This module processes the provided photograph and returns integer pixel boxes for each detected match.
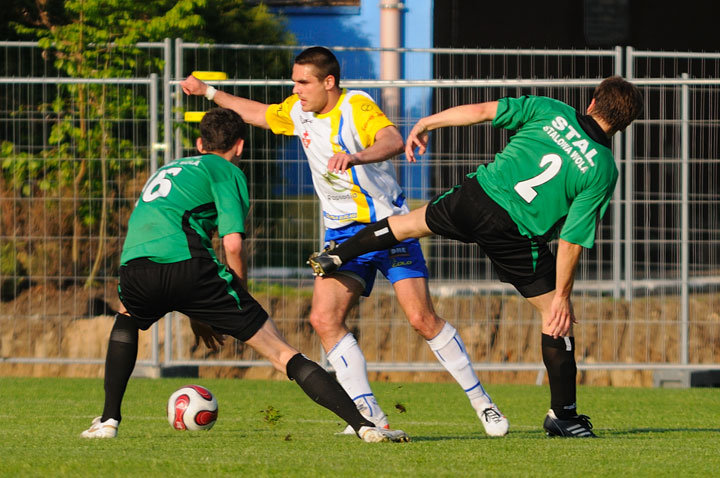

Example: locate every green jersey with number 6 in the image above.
[475,95,617,249]
[120,154,250,265]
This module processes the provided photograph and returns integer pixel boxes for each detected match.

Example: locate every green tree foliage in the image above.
[2,0,294,290]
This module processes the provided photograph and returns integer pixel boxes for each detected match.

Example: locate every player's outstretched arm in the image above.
[180,74,271,129]
[327,125,404,173]
[405,101,499,162]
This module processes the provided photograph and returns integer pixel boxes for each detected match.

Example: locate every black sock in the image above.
[101,313,138,423]
[541,334,577,419]
[332,217,399,263]
[286,353,374,432]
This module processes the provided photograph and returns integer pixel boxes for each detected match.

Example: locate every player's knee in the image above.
[406,311,443,340]
[308,309,343,337]
[109,313,138,344]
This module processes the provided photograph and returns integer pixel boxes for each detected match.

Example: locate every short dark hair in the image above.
[295,46,341,86]
[592,76,644,135]
[199,108,246,152]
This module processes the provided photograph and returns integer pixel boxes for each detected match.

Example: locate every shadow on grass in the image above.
[607,427,720,435]
[409,430,542,442]
[407,428,720,441]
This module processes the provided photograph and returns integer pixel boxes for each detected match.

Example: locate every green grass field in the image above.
[1,377,718,477]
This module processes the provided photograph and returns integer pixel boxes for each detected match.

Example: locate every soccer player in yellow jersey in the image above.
[181,47,508,437]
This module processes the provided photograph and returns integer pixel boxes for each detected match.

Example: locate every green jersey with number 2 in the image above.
[475,95,617,249]
[120,154,250,265]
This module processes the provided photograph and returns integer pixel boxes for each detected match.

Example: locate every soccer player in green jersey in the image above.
[308,76,643,438]
[81,108,408,443]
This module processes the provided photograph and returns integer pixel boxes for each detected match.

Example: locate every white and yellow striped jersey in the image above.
[266,89,408,230]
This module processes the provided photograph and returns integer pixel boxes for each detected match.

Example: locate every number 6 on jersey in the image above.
[142,167,182,202]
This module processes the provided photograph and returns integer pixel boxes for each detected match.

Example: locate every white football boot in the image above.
[478,404,509,437]
[81,416,119,438]
[358,426,410,443]
[337,397,389,435]
[338,412,389,435]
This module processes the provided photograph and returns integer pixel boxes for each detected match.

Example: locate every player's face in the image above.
[291,63,334,114]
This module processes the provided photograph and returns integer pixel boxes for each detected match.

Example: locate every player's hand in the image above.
[405,122,429,162]
[190,319,225,352]
[327,151,358,174]
[180,75,207,97]
[547,294,577,338]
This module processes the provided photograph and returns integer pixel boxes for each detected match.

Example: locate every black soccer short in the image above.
[425,175,556,298]
[118,257,268,342]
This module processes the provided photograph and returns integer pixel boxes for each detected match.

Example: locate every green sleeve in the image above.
[559,169,618,248]
[492,96,535,131]
[210,164,250,237]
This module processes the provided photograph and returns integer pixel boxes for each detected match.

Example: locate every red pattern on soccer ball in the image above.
[195,409,218,426]
[173,394,190,430]
[187,385,213,401]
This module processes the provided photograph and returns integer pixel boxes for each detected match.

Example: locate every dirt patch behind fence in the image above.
[2,284,719,387]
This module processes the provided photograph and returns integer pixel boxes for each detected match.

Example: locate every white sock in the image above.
[427,322,493,412]
[326,333,387,425]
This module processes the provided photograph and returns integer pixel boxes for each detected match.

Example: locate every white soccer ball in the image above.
[167,384,218,431]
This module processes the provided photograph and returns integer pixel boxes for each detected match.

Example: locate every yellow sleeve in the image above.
[265,95,300,136]
[348,95,394,148]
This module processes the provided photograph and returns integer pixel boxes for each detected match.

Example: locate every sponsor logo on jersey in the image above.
[322,171,350,193]
[326,192,358,201]
[323,211,357,221]
[175,159,201,166]
[542,116,600,173]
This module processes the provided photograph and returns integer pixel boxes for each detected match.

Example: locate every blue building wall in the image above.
[271,0,434,199]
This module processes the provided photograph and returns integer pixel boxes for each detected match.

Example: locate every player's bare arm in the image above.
[180,75,270,129]
[327,125,404,173]
[405,101,500,162]
[547,238,583,338]
[222,232,248,291]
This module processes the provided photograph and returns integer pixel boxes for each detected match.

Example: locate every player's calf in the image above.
[285,353,410,442]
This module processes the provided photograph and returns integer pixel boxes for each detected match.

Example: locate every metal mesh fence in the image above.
[0,42,718,380]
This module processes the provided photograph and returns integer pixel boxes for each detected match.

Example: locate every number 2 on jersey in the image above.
[142,167,182,202]
[513,153,562,203]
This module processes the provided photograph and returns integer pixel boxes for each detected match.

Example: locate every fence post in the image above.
[624,46,635,301]
[174,38,184,160]
[163,37,172,165]
[680,73,690,365]
[165,312,174,366]
[612,46,623,299]
[150,73,158,173]
[150,72,163,372]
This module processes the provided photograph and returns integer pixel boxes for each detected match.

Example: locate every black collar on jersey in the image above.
[575,112,611,148]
